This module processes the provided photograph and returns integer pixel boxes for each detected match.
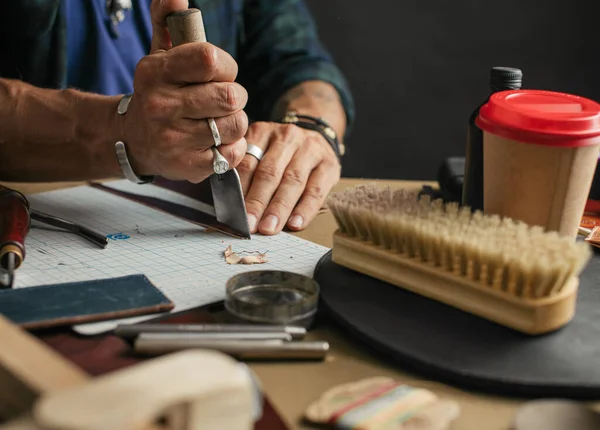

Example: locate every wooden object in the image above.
[0,313,255,430]
[331,231,579,335]
[23,306,288,429]
[166,9,206,45]
[0,314,88,421]
[33,350,254,430]
[8,178,555,430]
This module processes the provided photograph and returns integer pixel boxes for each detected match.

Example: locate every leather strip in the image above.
[89,182,247,239]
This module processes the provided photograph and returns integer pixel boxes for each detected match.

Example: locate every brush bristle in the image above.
[327,184,592,298]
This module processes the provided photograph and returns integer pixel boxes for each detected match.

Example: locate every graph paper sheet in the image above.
[13,180,330,335]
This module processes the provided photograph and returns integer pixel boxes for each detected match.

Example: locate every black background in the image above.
[305,0,600,180]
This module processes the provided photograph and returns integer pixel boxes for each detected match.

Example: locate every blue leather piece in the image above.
[0,274,173,329]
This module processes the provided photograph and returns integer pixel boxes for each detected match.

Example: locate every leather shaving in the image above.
[224,245,268,265]
[584,226,600,247]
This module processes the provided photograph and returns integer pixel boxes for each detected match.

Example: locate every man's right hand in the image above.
[119,0,248,183]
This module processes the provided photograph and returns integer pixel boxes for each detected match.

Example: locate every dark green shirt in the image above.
[0,0,355,134]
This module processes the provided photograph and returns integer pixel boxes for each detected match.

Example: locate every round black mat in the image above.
[314,249,600,399]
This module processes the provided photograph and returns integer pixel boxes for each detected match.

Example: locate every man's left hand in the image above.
[237,121,341,235]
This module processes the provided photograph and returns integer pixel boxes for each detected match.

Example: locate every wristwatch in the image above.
[115,93,154,184]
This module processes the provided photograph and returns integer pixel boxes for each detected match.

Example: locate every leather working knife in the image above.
[165,9,251,239]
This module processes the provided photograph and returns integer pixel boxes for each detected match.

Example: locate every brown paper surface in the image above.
[483,132,599,239]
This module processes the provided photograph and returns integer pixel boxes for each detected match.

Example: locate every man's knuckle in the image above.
[324,157,341,170]
[255,163,280,182]
[220,141,246,169]
[219,84,241,112]
[245,197,267,212]
[229,110,248,140]
[199,44,219,79]
[279,124,299,141]
[237,156,254,174]
[134,56,154,82]
[305,185,326,201]
[230,142,247,167]
[157,127,176,144]
[282,168,305,186]
[145,93,168,118]
[270,196,294,211]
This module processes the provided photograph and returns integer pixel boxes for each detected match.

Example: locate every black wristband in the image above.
[277,111,345,161]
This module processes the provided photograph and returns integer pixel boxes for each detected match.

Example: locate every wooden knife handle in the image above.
[166,8,207,46]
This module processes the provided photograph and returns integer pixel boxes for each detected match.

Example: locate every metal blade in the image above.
[90,182,248,239]
[210,168,251,239]
[0,252,15,289]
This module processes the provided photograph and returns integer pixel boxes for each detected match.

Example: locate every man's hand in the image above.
[237,122,341,235]
[120,0,248,183]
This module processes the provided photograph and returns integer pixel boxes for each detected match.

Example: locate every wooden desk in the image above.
[4,178,524,429]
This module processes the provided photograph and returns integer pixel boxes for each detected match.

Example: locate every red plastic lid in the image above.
[476,90,600,147]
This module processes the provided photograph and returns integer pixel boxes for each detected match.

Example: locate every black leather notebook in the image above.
[0,274,174,330]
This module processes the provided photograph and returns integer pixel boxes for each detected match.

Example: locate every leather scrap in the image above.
[224,245,268,265]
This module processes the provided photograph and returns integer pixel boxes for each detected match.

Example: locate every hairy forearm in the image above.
[0,78,123,182]
[271,80,347,143]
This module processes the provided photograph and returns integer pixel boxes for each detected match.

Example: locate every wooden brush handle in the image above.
[166,8,207,46]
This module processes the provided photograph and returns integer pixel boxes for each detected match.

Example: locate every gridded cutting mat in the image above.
[14,182,329,335]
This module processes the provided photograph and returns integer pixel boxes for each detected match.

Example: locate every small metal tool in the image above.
[115,322,306,340]
[224,270,320,328]
[134,336,329,361]
[0,186,107,289]
[119,331,293,342]
[30,210,108,249]
[166,9,251,239]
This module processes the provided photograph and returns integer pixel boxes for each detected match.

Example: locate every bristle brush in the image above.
[327,185,592,335]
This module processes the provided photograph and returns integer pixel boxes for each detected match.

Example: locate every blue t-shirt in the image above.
[64,0,152,96]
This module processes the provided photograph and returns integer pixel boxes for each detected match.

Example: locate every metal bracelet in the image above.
[115,93,154,184]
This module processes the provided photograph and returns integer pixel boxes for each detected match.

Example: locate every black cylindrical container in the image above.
[462,67,523,211]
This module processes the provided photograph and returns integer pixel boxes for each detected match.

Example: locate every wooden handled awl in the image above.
[0,186,30,288]
[166,9,207,45]
[165,8,251,240]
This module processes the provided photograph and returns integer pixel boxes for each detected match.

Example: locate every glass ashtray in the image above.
[224,270,320,328]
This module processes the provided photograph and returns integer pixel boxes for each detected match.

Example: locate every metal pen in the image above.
[134,335,329,361]
[115,323,307,340]
[126,332,293,342]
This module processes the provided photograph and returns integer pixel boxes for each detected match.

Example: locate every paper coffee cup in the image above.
[475,90,600,239]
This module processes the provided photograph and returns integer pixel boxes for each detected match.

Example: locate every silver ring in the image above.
[207,118,222,147]
[207,117,227,174]
[211,147,229,174]
[246,144,264,161]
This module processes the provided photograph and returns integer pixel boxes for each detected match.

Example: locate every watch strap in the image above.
[277,111,345,161]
